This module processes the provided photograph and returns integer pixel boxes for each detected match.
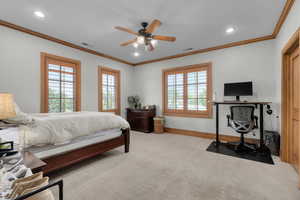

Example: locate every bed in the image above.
[1,109,130,174]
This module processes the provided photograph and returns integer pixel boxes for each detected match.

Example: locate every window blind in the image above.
[47,63,77,112]
[163,63,212,118]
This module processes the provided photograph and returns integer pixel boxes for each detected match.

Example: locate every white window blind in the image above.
[187,70,207,111]
[99,67,120,115]
[163,63,212,118]
[102,73,116,110]
[47,64,77,113]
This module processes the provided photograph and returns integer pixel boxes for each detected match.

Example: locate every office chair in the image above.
[227,106,258,153]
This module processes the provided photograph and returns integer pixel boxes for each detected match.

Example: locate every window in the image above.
[163,63,212,118]
[41,53,81,113]
[98,67,120,115]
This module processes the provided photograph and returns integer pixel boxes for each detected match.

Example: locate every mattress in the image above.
[27,128,122,159]
[0,128,122,159]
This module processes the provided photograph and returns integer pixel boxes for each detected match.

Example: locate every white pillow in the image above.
[3,103,34,125]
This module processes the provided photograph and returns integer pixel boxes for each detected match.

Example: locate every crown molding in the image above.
[272,0,295,37]
[133,0,295,66]
[133,35,275,66]
[0,19,134,66]
[0,0,295,67]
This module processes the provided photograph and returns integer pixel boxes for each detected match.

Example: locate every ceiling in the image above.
[0,0,287,64]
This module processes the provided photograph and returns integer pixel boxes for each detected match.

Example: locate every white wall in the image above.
[1,0,299,138]
[274,0,300,130]
[132,1,300,137]
[0,26,134,117]
[133,40,277,137]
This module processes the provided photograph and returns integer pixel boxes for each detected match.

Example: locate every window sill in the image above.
[163,112,212,119]
[99,109,120,115]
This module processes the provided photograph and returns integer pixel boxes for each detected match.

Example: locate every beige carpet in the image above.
[50,131,300,200]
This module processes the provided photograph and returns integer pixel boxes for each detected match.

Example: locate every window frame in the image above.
[98,66,121,115]
[162,63,212,118]
[40,52,81,113]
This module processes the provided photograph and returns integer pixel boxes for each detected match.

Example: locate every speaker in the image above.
[266,105,273,115]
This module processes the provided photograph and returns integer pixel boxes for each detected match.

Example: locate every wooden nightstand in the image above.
[126,108,156,133]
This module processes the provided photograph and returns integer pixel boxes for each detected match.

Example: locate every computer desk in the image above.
[213,101,271,153]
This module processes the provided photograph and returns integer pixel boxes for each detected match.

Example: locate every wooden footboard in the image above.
[42,128,130,174]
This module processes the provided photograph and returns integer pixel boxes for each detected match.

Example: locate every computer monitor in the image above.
[224,81,253,101]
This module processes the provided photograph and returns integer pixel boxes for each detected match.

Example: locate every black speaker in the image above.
[264,131,280,156]
[266,105,273,115]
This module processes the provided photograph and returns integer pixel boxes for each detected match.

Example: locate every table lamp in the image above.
[0,93,16,154]
[0,93,16,120]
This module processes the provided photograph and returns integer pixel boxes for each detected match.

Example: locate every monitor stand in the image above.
[235,96,240,101]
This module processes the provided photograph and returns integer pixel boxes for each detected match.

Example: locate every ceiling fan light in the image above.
[133,42,138,48]
[145,45,149,51]
[137,36,145,44]
[151,39,157,46]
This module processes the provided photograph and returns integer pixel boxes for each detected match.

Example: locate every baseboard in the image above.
[164,127,259,144]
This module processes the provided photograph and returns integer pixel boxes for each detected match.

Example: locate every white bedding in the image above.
[24,112,129,147]
[27,128,122,159]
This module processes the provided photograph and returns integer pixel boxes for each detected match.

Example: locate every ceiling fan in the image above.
[115,19,176,51]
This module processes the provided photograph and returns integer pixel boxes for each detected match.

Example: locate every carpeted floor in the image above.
[50,131,300,200]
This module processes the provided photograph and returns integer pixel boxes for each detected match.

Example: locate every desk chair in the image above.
[227,106,258,153]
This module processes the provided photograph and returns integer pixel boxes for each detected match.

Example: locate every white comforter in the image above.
[24,112,130,147]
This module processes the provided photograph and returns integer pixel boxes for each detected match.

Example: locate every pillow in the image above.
[12,172,43,188]
[11,177,55,200]
[3,102,34,125]
[20,177,55,200]
[9,172,43,199]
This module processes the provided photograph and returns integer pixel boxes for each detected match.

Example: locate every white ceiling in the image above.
[0,0,286,63]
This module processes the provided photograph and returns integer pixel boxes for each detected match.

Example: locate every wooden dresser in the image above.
[126,108,156,133]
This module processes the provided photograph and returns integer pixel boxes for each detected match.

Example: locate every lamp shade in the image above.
[0,93,16,120]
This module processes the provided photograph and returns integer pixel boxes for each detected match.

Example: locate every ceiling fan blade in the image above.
[146,19,161,33]
[152,35,176,42]
[120,38,137,46]
[115,26,139,36]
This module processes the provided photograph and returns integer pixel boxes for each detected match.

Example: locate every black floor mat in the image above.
[206,141,274,165]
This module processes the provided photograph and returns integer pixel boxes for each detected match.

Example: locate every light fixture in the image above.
[137,36,145,44]
[133,52,140,57]
[150,39,157,46]
[226,27,235,34]
[133,42,138,48]
[34,11,45,19]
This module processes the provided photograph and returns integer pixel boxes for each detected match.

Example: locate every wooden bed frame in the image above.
[42,128,130,174]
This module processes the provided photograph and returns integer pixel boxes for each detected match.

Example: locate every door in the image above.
[290,48,300,172]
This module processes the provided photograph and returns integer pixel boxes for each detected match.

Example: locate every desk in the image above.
[213,101,271,152]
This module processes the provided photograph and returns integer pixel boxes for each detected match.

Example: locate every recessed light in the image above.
[226,27,235,34]
[34,11,45,19]
[133,52,140,57]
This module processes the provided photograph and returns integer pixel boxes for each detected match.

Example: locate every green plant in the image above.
[128,96,140,109]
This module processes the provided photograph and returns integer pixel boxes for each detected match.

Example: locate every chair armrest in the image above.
[14,180,63,200]
[226,115,231,127]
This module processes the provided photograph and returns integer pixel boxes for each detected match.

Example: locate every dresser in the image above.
[126,108,156,133]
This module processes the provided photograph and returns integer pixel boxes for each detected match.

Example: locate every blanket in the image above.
[24,112,129,147]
